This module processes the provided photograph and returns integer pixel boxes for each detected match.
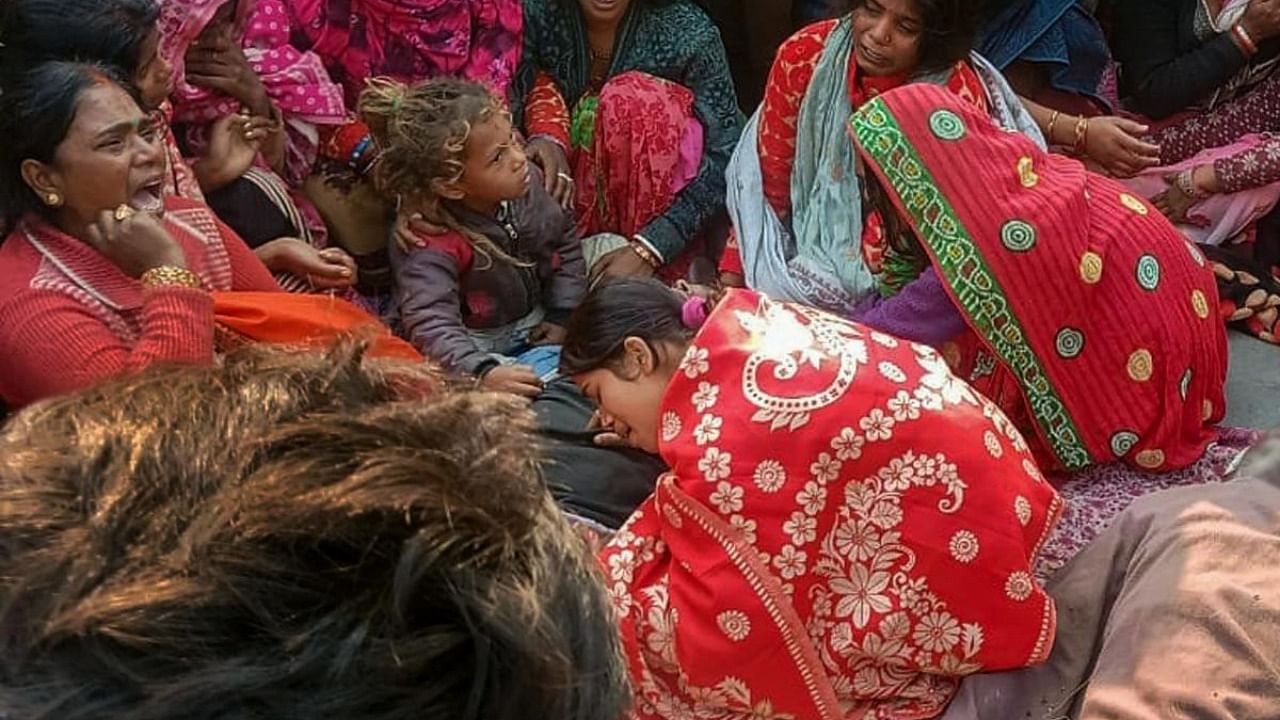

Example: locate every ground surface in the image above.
[1225,333,1280,430]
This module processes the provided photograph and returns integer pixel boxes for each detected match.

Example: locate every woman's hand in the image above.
[197,113,260,191]
[1083,116,1161,178]
[185,44,272,117]
[392,211,448,254]
[586,410,632,448]
[243,113,285,175]
[590,246,656,285]
[256,238,357,289]
[481,364,544,397]
[525,137,574,208]
[85,208,187,278]
[1242,0,1280,42]
[1153,169,1214,226]
[529,321,567,346]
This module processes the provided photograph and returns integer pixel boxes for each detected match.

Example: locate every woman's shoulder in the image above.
[639,1,723,46]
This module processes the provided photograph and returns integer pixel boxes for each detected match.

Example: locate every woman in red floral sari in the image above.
[560,279,1062,719]
[849,83,1229,475]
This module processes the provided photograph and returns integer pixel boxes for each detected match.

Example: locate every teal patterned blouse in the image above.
[514,0,745,261]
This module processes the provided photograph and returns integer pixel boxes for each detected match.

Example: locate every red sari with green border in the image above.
[849,84,1228,473]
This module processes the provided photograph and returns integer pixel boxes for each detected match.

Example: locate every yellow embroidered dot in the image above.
[1136,449,1165,469]
[1191,289,1211,319]
[1127,349,1153,382]
[1079,252,1103,284]
[1119,193,1149,215]
[1016,156,1039,188]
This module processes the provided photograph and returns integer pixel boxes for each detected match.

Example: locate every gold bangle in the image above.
[1047,110,1061,143]
[628,240,661,269]
[1072,115,1089,153]
[140,266,203,289]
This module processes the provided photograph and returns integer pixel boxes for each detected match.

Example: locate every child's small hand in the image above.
[530,321,567,346]
[481,364,544,398]
[393,211,447,254]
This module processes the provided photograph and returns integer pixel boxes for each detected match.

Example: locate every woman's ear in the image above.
[622,336,658,375]
[20,159,62,204]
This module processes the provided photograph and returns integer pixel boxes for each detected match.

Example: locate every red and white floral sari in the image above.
[601,289,1062,719]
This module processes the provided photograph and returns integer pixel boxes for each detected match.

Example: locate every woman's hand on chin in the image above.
[195,114,261,191]
[85,208,186,278]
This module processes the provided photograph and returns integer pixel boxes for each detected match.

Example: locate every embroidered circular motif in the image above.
[1127,349,1153,382]
[1191,289,1210,319]
[753,460,787,493]
[1014,496,1033,527]
[1055,328,1085,359]
[1119,193,1149,215]
[661,411,683,443]
[1136,449,1165,469]
[1135,255,1161,291]
[1203,399,1215,421]
[1000,220,1037,252]
[716,610,752,643]
[1005,571,1034,601]
[929,109,966,141]
[1110,430,1139,458]
[949,530,980,563]
[1079,251,1103,284]
[1180,368,1193,401]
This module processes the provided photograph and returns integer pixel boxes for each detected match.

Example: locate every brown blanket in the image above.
[943,438,1280,720]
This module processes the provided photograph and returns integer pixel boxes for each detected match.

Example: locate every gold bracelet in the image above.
[628,240,661,269]
[1072,115,1089,153]
[140,266,203,290]
[1046,110,1061,144]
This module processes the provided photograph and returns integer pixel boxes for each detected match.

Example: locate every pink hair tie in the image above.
[681,296,710,330]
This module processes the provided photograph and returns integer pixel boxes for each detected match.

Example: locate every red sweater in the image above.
[0,198,278,408]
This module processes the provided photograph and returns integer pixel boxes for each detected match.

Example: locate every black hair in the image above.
[0,0,160,77]
[560,278,694,376]
[852,0,979,75]
[0,342,630,720]
[0,61,129,233]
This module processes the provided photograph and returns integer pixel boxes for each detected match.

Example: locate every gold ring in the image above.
[114,204,136,221]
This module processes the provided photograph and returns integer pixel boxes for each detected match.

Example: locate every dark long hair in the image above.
[560,278,694,376]
[0,342,630,720]
[851,0,979,75]
[0,0,159,76]
[0,61,127,233]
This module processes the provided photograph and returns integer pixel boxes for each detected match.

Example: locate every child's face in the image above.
[455,113,530,211]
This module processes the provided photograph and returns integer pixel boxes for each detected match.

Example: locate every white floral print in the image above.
[716,610,752,642]
[831,564,893,629]
[692,381,720,412]
[859,408,896,442]
[693,414,724,446]
[1005,571,1033,601]
[661,411,683,443]
[773,544,807,580]
[888,390,922,421]
[948,530,979,563]
[729,514,758,545]
[698,447,732,482]
[752,460,787,493]
[809,452,841,484]
[830,427,865,461]
[679,345,710,379]
[983,430,1003,458]
[913,611,962,653]
[783,510,818,545]
[1014,496,1032,527]
[710,481,745,515]
[796,480,827,516]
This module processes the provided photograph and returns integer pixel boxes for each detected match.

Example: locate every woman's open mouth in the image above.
[129,178,165,215]
[857,43,891,68]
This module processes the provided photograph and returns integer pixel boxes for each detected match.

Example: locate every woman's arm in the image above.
[851,266,968,348]
[0,287,215,404]
[394,240,496,377]
[634,28,745,262]
[1112,0,1252,119]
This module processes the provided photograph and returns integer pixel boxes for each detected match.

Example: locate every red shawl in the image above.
[850,85,1228,473]
[602,289,1061,719]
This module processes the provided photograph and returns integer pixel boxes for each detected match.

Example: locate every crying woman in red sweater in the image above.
[0,61,280,409]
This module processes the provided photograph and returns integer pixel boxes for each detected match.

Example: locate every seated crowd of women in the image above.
[0,0,1276,718]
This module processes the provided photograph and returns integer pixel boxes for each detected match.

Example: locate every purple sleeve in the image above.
[851,266,968,347]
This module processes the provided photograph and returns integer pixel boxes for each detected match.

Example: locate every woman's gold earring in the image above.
[43,192,62,207]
